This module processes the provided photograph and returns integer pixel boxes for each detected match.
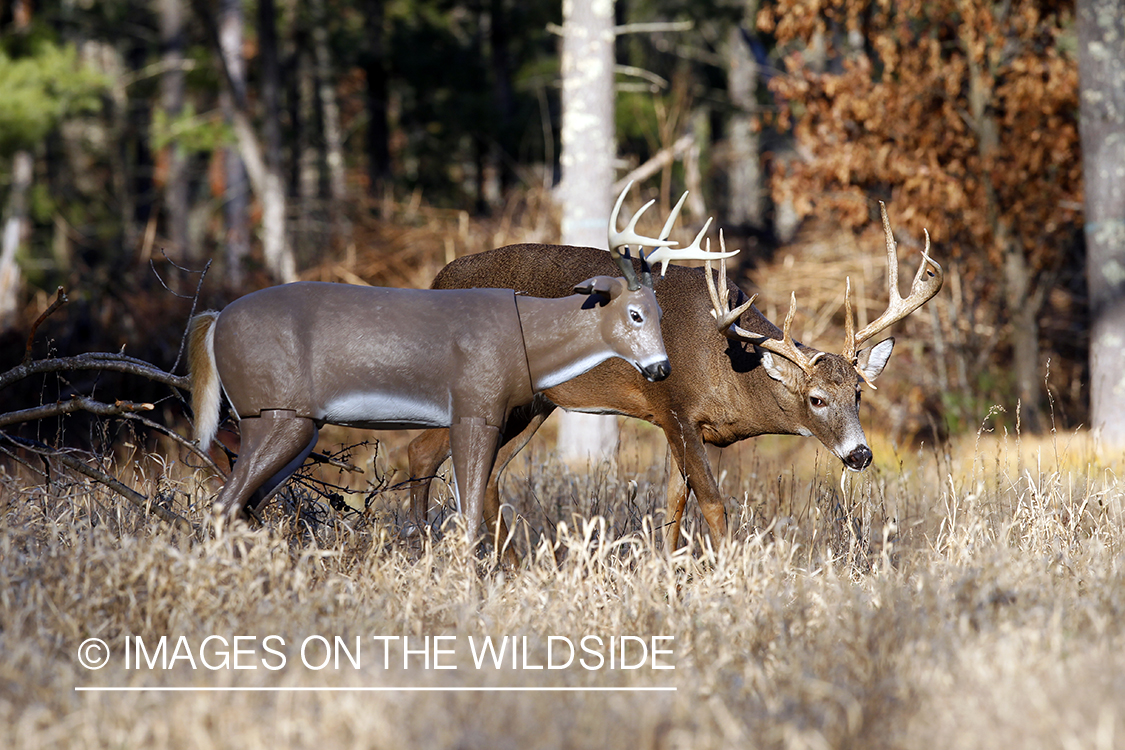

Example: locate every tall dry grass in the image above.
[1,421,1123,749]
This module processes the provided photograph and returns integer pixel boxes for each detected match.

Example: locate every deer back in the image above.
[431,243,886,458]
[432,245,772,432]
[212,281,533,429]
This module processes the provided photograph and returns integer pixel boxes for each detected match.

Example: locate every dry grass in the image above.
[1,420,1123,749]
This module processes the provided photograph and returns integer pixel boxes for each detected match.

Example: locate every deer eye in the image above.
[810,395,826,408]
[630,309,643,324]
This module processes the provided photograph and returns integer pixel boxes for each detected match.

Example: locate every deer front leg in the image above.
[214,409,319,519]
[449,417,501,544]
[664,427,727,552]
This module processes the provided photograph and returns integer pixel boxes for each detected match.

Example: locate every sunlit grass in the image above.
[1,421,1123,749]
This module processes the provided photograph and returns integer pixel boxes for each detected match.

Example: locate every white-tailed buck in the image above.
[407,201,942,550]
[188,186,724,541]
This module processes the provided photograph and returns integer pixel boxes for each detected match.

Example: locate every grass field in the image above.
[1,421,1123,749]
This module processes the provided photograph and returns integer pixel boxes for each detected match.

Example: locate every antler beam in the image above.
[841,202,944,363]
[608,182,741,280]
[704,235,824,376]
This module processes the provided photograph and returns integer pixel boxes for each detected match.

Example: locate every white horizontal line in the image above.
[75,686,676,693]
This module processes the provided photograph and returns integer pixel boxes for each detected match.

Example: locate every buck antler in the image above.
[840,202,944,364]
[704,234,825,376]
[607,182,672,290]
[610,184,741,278]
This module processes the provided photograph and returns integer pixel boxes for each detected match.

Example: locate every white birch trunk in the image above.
[0,151,32,331]
[555,0,618,463]
[1079,0,1125,445]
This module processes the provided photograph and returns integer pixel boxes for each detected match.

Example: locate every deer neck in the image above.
[515,294,617,392]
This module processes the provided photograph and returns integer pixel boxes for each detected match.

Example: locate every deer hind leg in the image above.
[405,428,452,536]
[449,417,501,545]
[214,409,319,519]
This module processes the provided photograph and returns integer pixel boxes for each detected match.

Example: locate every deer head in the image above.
[705,203,943,470]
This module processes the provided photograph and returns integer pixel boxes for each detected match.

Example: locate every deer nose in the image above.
[641,359,671,382]
[843,445,873,471]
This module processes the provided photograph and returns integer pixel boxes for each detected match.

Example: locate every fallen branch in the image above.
[0,351,189,392]
[0,433,195,533]
[0,396,153,429]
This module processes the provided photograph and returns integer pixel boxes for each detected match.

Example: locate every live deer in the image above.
[187,187,728,542]
[407,200,942,552]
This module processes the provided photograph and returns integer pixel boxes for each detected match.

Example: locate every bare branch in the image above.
[0,352,189,392]
[0,396,153,429]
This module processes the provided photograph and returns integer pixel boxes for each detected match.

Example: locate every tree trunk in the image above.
[294,44,321,254]
[257,0,291,284]
[0,151,32,331]
[1078,0,1125,444]
[1,1,33,329]
[555,0,618,463]
[310,0,350,245]
[962,15,1043,431]
[726,8,764,231]
[159,0,191,266]
[219,0,251,289]
[361,0,391,195]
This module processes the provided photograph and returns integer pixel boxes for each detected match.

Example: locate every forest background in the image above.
[0,0,1113,449]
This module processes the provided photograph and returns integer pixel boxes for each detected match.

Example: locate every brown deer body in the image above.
[408,206,941,550]
[189,274,671,540]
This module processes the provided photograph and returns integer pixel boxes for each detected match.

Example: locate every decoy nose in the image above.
[843,445,873,471]
[642,359,671,382]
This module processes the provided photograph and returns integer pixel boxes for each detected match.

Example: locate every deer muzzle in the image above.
[640,359,671,382]
[843,444,873,471]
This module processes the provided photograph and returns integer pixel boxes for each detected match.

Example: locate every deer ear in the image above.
[758,350,805,391]
[857,338,894,382]
[573,276,617,300]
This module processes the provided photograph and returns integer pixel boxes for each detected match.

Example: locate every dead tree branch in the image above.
[0,352,189,392]
[0,396,154,429]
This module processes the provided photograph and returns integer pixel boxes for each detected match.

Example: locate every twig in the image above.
[307,450,364,474]
[0,433,194,533]
[0,352,189,392]
[149,254,212,374]
[120,411,223,477]
[0,396,153,429]
[22,287,68,365]
[0,393,223,478]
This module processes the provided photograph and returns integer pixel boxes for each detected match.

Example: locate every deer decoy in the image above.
[188,185,716,542]
[407,201,942,551]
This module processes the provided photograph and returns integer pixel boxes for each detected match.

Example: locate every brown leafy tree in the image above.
[759,0,1082,432]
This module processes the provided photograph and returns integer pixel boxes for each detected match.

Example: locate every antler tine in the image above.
[646,192,740,277]
[608,180,678,254]
[647,216,743,278]
[704,248,820,376]
[845,203,944,357]
[843,276,878,388]
[657,190,689,242]
[704,243,756,331]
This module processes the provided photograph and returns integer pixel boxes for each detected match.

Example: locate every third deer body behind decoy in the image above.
[407,200,942,551]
